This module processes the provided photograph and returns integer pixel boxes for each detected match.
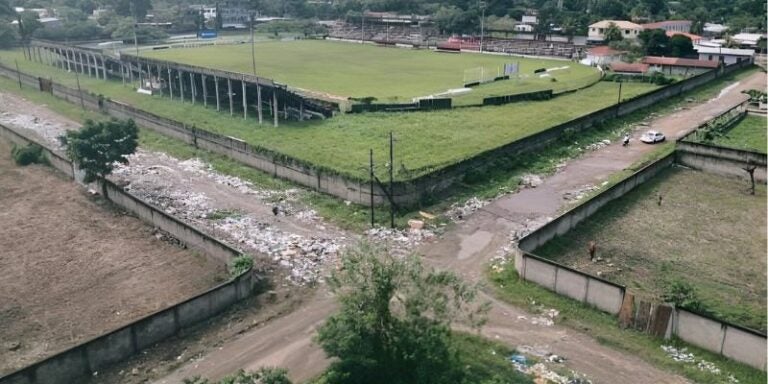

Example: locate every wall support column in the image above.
[256,83,262,124]
[227,78,233,116]
[272,90,278,127]
[190,72,196,104]
[179,70,185,103]
[167,66,173,99]
[202,75,208,107]
[214,76,220,111]
[242,79,247,119]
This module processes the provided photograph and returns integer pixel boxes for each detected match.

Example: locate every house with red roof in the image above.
[641,56,719,76]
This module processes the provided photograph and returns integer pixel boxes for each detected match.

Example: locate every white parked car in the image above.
[640,130,666,144]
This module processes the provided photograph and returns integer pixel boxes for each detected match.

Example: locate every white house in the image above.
[588,20,643,42]
[582,46,624,66]
[696,46,755,65]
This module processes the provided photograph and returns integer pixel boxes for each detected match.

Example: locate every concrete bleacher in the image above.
[328,23,438,46]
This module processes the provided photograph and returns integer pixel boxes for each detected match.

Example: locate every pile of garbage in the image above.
[507,353,591,384]
[0,112,68,148]
[585,139,611,151]
[365,226,436,257]
[520,174,544,188]
[445,197,488,222]
[214,216,343,285]
[660,346,738,383]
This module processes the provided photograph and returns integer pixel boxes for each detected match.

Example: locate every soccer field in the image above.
[142,40,599,101]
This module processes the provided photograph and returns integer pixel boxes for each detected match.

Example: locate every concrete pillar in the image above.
[242,79,247,119]
[299,102,304,121]
[179,70,185,103]
[202,75,208,107]
[87,54,94,77]
[101,55,107,80]
[77,52,84,73]
[272,90,278,127]
[227,78,233,116]
[129,62,134,86]
[257,83,263,124]
[190,72,195,104]
[214,76,220,111]
[65,49,72,72]
[167,67,173,99]
[121,64,126,85]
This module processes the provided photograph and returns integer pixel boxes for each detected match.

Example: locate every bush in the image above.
[662,280,704,311]
[230,254,254,277]
[11,143,47,166]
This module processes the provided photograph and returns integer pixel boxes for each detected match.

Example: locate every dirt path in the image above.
[2,71,764,383]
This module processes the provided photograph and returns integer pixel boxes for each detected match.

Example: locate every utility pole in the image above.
[250,13,256,75]
[479,1,486,53]
[389,131,395,229]
[369,148,375,227]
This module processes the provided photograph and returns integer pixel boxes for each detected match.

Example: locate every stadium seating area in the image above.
[328,23,439,46]
[328,22,582,59]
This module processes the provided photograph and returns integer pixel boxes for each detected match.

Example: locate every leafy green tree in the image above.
[183,367,291,384]
[316,243,489,384]
[638,28,669,56]
[110,17,168,43]
[60,118,138,193]
[113,0,152,20]
[603,22,624,43]
[668,34,695,57]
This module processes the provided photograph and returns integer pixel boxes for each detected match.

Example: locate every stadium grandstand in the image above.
[327,12,439,46]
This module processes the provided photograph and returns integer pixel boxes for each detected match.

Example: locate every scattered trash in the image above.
[418,211,436,220]
[661,345,738,383]
[585,139,611,151]
[407,219,424,230]
[520,174,544,188]
[562,185,600,201]
[445,197,488,222]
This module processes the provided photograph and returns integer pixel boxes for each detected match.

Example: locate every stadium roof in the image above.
[588,46,622,56]
[642,56,719,68]
[641,20,692,29]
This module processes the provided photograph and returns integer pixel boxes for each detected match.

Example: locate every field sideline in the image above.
[142,40,600,102]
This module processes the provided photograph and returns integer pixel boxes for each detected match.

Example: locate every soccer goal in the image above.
[463,66,498,86]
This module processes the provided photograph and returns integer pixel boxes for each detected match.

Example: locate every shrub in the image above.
[11,143,47,166]
[230,254,254,277]
[662,280,704,311]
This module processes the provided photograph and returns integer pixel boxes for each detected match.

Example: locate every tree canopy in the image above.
[316,243,489,384]
[60,118,138,186]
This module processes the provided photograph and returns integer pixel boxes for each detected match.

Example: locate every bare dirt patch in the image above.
[536,166,767,331]
[0,138,227,375]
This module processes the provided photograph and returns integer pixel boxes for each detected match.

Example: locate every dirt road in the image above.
[2,71,764,383]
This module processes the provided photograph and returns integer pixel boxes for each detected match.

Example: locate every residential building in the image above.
[583,46,624,66]
[731,33,766,49]
[641,56,718,75]
[696,46,755,65]
[641,20,692,33]
[588,20,643,42]
[702,23,728,38]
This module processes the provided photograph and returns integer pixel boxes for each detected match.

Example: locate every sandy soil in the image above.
[0,138,226,375]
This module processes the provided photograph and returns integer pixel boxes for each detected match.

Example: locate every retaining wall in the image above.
[0,59,754,207]
[0,123,263,384]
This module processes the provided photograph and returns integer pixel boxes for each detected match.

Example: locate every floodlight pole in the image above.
[479,1,486,53]
[250,13,256,75]
[361,11,365,43]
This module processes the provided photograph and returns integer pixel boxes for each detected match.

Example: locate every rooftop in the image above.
[641,20,692,29]
[642,56,719,68]
[589,20,643,30]
[696,46,756,56]
[588,46,622,56]
[610,62,649,73]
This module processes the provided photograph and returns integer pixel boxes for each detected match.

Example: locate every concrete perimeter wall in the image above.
[0,59,754,207]
[516,150,767,370]
[676,141,767,183]
[0,123,262,384]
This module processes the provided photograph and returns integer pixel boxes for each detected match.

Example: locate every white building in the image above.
[588,20,643,42]
[696,46,755,65]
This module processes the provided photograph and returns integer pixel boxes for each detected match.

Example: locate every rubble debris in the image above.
[520,174,544,188]
[418,211,436,220]
[445,197,488,222]
[365,226,436,257]
[562,185,599,201]
[408,219,424,230]
[585,139,611,151]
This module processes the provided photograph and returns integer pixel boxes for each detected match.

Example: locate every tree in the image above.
[60,118,138,194]
[603,22,624,43]
[0,22,17,49]
[638,28,669,56]
[316,243,489,384]
[668,34,695,57]
[183,367,292,384]
[113,0,152,20]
